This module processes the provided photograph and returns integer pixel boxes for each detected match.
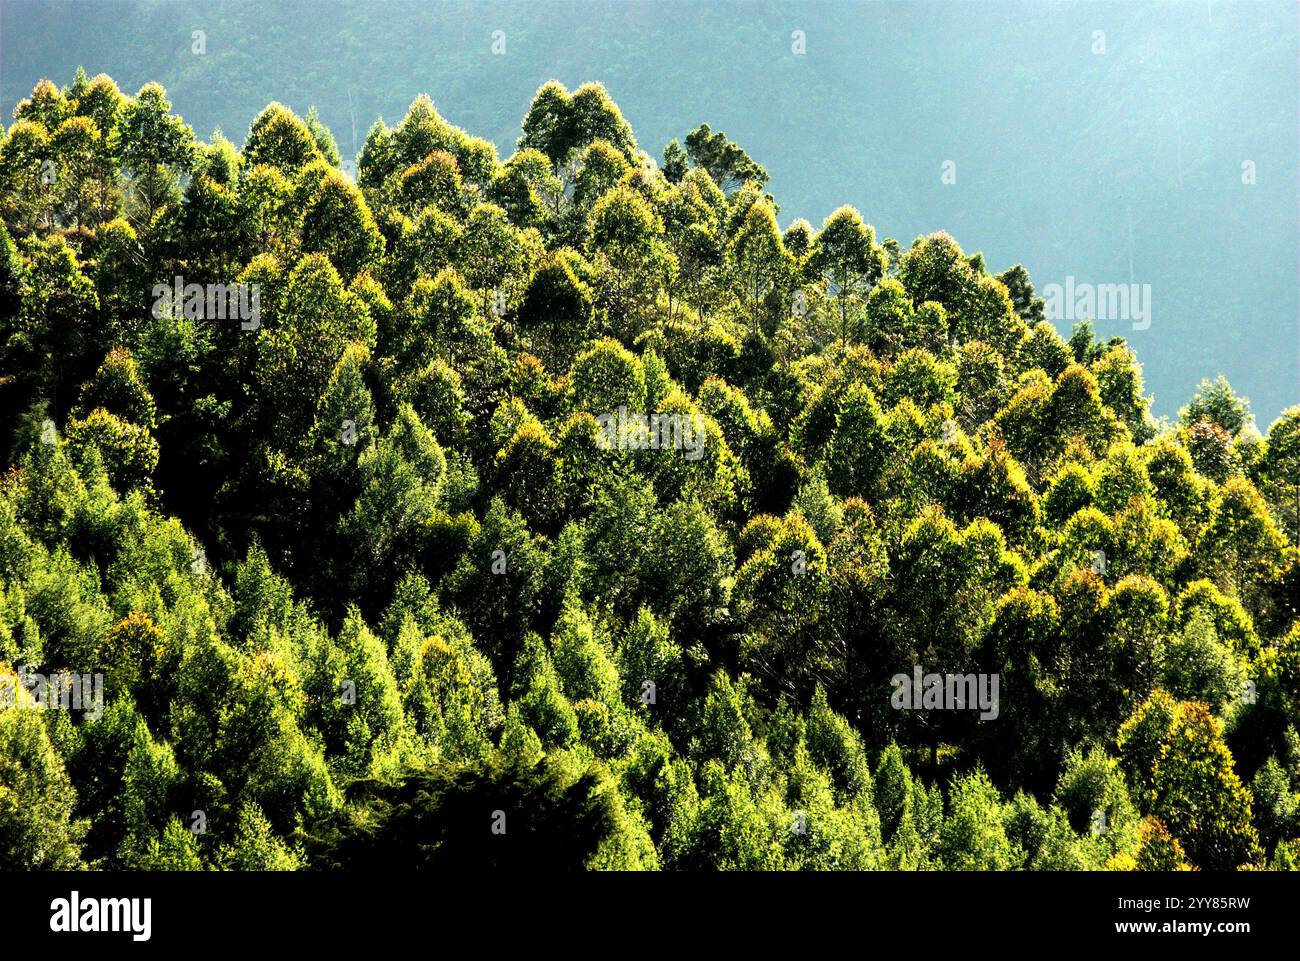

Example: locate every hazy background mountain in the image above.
[2,0,1295,422]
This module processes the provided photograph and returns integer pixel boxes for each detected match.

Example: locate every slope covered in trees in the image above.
[1,73,1298,870]
[5,0,1297,427]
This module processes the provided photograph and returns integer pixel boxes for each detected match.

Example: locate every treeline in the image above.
[0,70,1298,870]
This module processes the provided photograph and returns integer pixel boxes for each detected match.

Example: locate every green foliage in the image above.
[936,768,1015,870]
[1182,374,1252,437]
[302,171,384,280]
[683,123,768,194]
[1118,692,1261,869]
[0,679,87,868]
[0,70,1292,874]
[312,753,651,870]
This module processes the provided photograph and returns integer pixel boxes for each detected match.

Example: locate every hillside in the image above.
[0,71,1298,871]
[2,0,1297,423]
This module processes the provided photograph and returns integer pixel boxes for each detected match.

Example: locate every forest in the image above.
[0,69,1298,871]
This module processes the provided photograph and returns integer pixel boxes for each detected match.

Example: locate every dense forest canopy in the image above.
[0,69,1298,871]
[3,0,1297,425]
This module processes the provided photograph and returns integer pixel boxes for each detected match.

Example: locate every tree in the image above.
[456,202,534,317]
[1260,407,1300,547]
[518,251,592,370]
[570,337,646,415]
[311,754,652,870]
[0,684,88,868]
[0,121,57,234]
[936,769,1015,870]
[683,123,769,194]
[64,406,159,494]
[809,206,887,342]
[304,106,342,167]
[1117,691,1261,869]
[254,253,376,445]
[826,383,892,500]
[1132,817,1193,871]
[301,171,384,281]
[339,405,445,603]
[443,499,546,682]
[119,82,195,229]
[396,149,465,217]
[242,103,321,174]
[995,263,1045,324]
[1160,610,1248,713]
[735,512,833,697]
[519,81,576,169]
[878,508,1025,759]
[1095,344,1154,443]
[572,140,631,209]
[586,184,667,335]
[661,139,688,183]
[640,498,734,633]
[519,81,637,176]
[897,231,976,318]
[490,149,561,229]
[11,234,101,412]
[728,199,790,334]
[618,608,686,730]
[1182,374,1252,436]
[1195,476,1286,606]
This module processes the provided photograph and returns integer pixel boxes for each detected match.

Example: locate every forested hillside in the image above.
[5,0,1298,426]
[1,72,1298,871]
